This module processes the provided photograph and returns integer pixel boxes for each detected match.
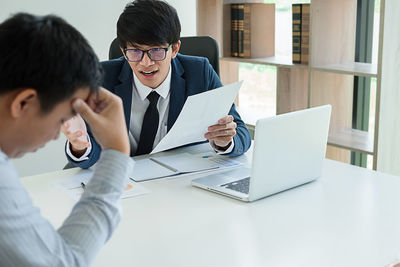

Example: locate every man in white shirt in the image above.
[0,13,133,266]
[63,0,252,169]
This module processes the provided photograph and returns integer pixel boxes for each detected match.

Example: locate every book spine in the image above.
[301,4,310,64]
[243,4,251,58]
[238,4,245,57]
[292,4,302,64]
[231,4,239,57]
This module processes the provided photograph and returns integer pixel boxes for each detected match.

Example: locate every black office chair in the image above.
[108,36,220,76]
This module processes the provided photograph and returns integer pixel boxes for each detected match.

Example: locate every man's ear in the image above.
[10,89,38,118]
[171,40,181,59]
[120,46,127,60]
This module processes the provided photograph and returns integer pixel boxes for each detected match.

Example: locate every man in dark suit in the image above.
[63,0,251,169]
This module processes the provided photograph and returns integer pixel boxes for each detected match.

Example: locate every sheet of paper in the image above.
[57,169,150,201]
[130,158,176,182]
[150,153,220,173]
[151,81,243,154]
[129,151,243,182]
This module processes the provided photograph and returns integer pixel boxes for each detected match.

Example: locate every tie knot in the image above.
[147,91,160,104]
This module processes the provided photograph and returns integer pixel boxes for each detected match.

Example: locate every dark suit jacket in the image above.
[66,54,251,169]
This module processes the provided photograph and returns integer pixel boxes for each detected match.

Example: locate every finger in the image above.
[61,123,70,135]
[72,98,98,126]
[87,87,117,113]
[204,129,236,139]
[212,136,233,147]
[63,130,80,141]
[69,130,84,140]
[218,115,234,124]
[208,122,237,132]
[72,140,91,149]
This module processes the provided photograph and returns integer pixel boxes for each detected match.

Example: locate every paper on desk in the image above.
[57,169,150,201]
[150,81,243,154]
[130,152,242,182]
[130,157,176,181]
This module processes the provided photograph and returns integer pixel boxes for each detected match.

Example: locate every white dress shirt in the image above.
[0,148,133,266]
[129,66,172,154]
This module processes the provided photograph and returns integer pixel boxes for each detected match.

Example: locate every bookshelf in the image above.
[197,0,400,175]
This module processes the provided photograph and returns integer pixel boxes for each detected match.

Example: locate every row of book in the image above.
[231,4,250,58]
[292,3,310,64]
[230,3,310,65]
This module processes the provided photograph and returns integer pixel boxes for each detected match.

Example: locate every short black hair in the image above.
[117,0,181,48]
[0,13,103,113]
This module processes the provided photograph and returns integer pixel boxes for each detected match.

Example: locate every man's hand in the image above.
[61,115,90,157]
[204,115,237,150]
[71,88,130,156]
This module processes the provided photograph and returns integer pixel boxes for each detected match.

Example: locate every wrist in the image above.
[104,140,130,156]
[214,141,232,151]
[70,144,88,158]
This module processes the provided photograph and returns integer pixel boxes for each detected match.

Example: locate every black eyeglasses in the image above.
[123,45,172,62]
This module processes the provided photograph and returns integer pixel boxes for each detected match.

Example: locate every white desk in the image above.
[21,144,400,267]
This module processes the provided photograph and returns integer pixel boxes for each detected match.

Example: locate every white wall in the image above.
[1,0,196,177]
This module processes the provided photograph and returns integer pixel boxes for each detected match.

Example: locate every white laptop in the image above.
[191,105,331,202]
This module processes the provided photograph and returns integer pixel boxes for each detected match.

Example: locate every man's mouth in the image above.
[140,70,158,76]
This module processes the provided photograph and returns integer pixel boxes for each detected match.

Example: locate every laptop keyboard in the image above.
[221,177,250,194]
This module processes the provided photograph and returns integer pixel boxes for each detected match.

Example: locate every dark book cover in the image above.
[238,4,245,57]
[292,4,302,64]
[242,4,251,58]
[301,4,310,64]
[231,4,239,57]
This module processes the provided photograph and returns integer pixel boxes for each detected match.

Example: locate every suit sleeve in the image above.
[204,60,251,157]
[65,127,102,169]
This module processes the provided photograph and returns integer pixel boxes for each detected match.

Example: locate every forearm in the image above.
[226,105,251,156]
[0,150,133,266]
[58,149,133,265]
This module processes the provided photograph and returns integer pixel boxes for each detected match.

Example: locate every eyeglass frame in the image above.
[122,44,173,62]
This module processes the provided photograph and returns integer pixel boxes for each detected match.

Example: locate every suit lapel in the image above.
[168,57,186,131]
[114,61,133,130]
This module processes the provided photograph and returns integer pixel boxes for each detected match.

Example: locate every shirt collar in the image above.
[133,64,171,101]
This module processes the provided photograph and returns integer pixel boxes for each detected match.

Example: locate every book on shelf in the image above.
[229,3,274,59]
[238,4,245,57]
[231,4,239,57]
[241,4,251,58]
[301,4,310,64]
[292,4,302,64]
[292,3,310,64]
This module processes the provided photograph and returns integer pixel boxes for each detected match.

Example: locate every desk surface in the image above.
[21,144,400,267]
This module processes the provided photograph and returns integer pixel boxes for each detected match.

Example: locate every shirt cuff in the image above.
[210,139,235,155]
[66,138,92,162]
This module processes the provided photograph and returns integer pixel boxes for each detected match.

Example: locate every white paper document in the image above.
[150,81,243,154]
[130,152,242,182]
[57,169,150,201]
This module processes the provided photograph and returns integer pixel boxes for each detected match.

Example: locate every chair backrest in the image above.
[179,36,220,76]
[108,36,220,76]
[109,38,122,60]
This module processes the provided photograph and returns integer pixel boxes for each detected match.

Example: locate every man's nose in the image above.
[139,52,154,66]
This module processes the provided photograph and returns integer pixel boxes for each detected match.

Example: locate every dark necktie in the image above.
[136,91,160,155]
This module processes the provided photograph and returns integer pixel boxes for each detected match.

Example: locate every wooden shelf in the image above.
[221,56,308,69]
[312,62,378,77]
[328,128,374,155]
[198,0,400,174]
